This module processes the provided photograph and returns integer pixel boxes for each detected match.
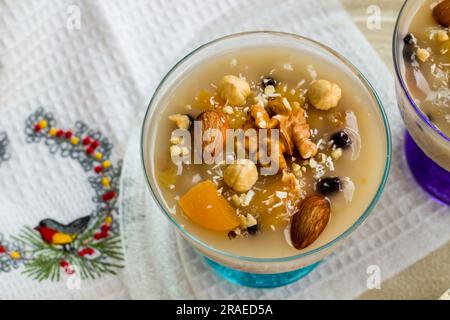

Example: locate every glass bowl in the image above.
[393,0,450,205]
[141,31,392,288]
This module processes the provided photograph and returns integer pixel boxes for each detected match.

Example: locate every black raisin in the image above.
[262,77,276,88]
[228,230,237,240]
[330,131,352,148]
[402,44,415,63]
[247,224,258,235]
[403,33,416,45]
[317,177,341,195]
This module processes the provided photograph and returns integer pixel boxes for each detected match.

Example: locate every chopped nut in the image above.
[281,170,301,194]
[318,153,327,164]
[246,214,257,227]
[170,145,182,157]
[436,30,449,42]
[292,162,301,173]
[292,123,318,159]
[222,106,234,114]
[242,190,255,206]
[169,114,192,130]
[218,75,251,106]
[250,104,279,129]
[231,194,241,207]
[268,97,292,115]
[180,147,189,156]
[170,135,184,145]
[331,148,343,160]
[223,159,258,193]
[416,48,430,62]
[307,80,342,111]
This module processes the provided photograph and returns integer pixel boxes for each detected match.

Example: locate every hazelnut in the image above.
[218,75,251,106]
[223,159,258,193]
[307,80,342,111]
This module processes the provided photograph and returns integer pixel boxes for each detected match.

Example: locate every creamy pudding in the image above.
[143,36,389,261]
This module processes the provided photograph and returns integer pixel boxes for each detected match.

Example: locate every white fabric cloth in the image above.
[0,0,448,300]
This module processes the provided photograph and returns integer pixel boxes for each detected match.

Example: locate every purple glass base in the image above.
[404,132,450,205]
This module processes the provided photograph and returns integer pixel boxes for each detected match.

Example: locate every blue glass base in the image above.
[404,132,450,206]
[205,257,321,288]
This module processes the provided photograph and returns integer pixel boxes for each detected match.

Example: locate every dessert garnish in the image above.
[290,195,331,250]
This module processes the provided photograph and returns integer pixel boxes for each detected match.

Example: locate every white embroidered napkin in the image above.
[0,0,140,299]
[118,0,450,299]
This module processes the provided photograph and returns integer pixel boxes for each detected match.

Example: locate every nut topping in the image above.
[433,0,450,27]
[290,195,331,250]
[169,114,192,130]
[268,97,292,116]
[218,75,251,106]
[223,159,258,193]
[196,110,229,149]
[307,79,342,111]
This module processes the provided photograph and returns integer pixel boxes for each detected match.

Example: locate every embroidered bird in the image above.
[34,216,91,251]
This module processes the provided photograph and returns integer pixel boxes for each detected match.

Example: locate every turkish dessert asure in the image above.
[402,0,450,137]
[150,47,387,258]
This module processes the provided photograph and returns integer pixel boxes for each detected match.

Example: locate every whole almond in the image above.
[290,195,331,250]
[433,0,450,27]
[196,110,229,148]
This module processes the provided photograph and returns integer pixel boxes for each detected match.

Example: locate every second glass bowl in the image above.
[393,0,450,205]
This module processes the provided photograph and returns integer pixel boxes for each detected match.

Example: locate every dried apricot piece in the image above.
[179,181,240,231]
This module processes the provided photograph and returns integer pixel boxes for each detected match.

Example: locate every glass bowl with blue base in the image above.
[393,1,450,206]
[141,32,391,288]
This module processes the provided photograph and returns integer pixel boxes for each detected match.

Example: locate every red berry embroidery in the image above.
[94,233,104,240]
[78,247,95,257]
[65,131,73,139]
[82,136,92,146]
[34,124,42,132]
[0,246,6,254]
[94,166,103,174]
[86,146,95,155]
[101,224,110,233]
[56,130,64,138]
[91,141,100,149]
[60,260,69,268]
[102,191,116,201]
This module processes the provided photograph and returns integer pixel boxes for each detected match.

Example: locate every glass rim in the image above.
[392,0,450,143]
[140,31,392,263]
